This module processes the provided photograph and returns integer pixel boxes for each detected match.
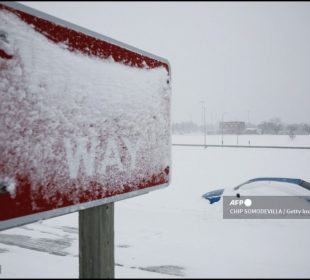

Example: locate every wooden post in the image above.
[79,203,115,279]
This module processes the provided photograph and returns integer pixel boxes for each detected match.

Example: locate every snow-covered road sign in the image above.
[0,2,171,230]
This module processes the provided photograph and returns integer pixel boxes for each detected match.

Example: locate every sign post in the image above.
[79,203,114,279]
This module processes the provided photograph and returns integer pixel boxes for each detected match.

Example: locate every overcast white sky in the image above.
[21,1,310,125]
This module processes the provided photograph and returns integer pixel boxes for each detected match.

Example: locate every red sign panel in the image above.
[0,3,171,230]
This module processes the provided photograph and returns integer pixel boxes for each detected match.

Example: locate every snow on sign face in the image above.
[0,3,171,229]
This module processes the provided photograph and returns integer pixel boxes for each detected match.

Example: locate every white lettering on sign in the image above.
[64,137,140,179]
[122,137,141,169]
[100,138,124,174]
[64,138,97,179]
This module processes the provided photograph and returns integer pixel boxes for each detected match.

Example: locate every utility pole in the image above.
[203,104,207,149]
[200,101,207,148]
[247,110,251,146]
[221,112,225,145]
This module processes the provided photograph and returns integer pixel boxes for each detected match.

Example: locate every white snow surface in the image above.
[173,133,310,147]
[0,135,310,278]
[0,10,171,201]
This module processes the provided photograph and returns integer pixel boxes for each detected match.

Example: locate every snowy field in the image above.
[1,134,310,278]
[173,133,310,147]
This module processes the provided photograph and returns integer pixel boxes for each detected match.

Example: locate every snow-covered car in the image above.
[202,177,310,204]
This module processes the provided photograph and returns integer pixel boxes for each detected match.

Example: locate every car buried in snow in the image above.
[202,177,310,208]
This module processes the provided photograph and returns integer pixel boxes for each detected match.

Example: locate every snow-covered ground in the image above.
[1,134,310,278]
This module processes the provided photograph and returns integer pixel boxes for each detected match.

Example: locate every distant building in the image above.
[219,121,245,134]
